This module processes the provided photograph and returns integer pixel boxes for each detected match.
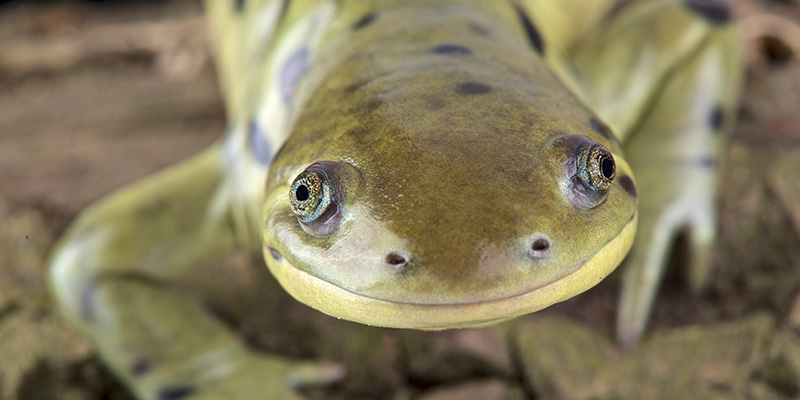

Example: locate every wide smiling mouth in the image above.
[264,211,637,329]
[287,209,637,306]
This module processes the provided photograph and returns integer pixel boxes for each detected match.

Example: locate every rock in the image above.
[0,203,94,399]
[514,314,775,400]
[417,379,526,400]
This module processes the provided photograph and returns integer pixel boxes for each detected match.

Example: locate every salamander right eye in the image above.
[290,170,332,223]
[288,162,346,237]
[560,139,617,210]
[576,142,616,193]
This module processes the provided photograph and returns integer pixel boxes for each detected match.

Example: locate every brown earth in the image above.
[1,1,799,399]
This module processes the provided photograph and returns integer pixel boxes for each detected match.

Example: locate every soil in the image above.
[1,1,799,399]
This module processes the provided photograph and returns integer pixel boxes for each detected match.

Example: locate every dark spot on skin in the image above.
[709,105,725,132]
[234,0,245,13]
[618,175,637,198]
[456,82,491,95]
[589,117,614,140]
[249,121,272,165]
[157,386,195,400]
[280,48,310,103]
[469,23,490,36]
[684,0,731,25]
[699,157,715,168]
[385,252,408,270]
[131,359,152,376]
[432,44,473,56]
[280,0,292,19]
[346,126,370,138]
[514,5,545,55]
[269,247,284,261]
[346,127,372,146]
[352,12,378,30]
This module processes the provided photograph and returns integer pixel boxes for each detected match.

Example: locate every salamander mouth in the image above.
[265,212,637,330]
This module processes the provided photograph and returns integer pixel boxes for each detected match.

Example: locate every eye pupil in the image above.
[296,185,310,201]
[601,158,614,179]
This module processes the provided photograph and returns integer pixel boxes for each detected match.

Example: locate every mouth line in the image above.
[266,210,637,329]
[274,210,637,308]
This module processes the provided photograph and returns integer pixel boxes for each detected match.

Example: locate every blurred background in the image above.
[0,0,799,399]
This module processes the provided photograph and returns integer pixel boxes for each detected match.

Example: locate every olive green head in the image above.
[261,23,637,329]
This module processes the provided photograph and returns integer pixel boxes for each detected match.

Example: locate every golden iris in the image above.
[577,143,615,193]
[289,170,332,223]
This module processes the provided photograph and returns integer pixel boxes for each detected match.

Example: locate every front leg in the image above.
[596,1,743,345]
[534,0,743,344]
[49,146,342,399]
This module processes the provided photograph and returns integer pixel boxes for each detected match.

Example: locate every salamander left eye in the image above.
[577,143,615,193]
[290,170,333,223]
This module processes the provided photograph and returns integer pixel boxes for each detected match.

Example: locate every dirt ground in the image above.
[1,0,799,399]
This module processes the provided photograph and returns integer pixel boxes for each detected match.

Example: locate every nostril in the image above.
[528,236,551,260]
[532,238,549,251]
[385,252,408,270]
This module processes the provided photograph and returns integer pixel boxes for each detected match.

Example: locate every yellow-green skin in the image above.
[49,0,742,398]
